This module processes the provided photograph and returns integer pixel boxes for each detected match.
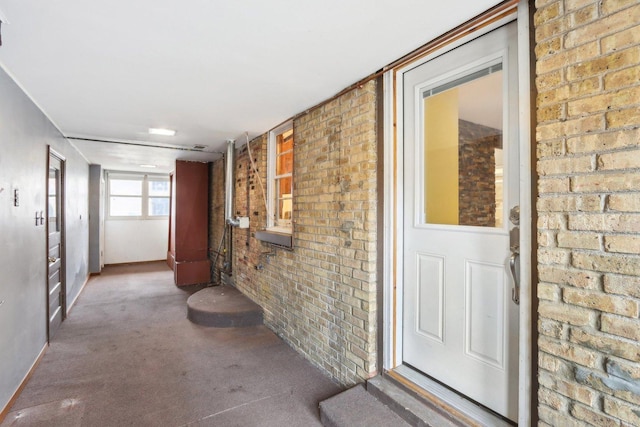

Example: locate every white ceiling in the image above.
[0,0,501,173]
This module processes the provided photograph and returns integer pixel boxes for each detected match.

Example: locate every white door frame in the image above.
[381,1,532,425]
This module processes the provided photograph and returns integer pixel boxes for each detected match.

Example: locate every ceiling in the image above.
[0,0,501,173]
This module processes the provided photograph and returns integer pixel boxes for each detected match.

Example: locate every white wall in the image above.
[104,219,168,264]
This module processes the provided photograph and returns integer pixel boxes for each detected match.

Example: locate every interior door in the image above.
[402,22,519,421]
[47,150,65,340]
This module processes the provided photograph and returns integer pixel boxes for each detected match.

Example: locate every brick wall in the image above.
[210,81,378,386]
[458,119,502,227]
[535,0,640,425]
[232,135,268,279]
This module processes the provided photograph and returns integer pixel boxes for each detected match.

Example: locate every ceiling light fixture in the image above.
[139,164,157,168]
[148,128,176,136]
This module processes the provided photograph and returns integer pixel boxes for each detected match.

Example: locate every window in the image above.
[147,178,170,216]
[266,122,294,233]
[108,173,170,219]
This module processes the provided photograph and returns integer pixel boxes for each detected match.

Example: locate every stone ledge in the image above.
[187,286,263,327]
[319,384,409,427]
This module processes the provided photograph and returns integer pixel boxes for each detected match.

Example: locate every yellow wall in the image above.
[424,89,459,225]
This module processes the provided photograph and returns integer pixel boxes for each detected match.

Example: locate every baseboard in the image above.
[0,343,47,423]
[104,259,166,266]
[66,273,90,317]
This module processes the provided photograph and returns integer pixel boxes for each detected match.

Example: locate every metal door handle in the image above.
[509,249,520,305]
[48,257,57,263]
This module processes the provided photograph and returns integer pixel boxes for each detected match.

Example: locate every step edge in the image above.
[187,307,263,327]
[367,375,463,427]
[319,384,411,427]
[318,385,366,427]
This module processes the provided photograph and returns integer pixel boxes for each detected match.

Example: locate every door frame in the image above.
[381,1,533,425]
[46,146,66,342]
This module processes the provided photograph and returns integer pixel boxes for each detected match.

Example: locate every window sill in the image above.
[255,230,292,248]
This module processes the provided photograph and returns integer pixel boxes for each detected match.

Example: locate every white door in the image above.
[402,22,519,421]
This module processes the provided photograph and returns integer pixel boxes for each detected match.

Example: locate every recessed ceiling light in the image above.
[139,164,157,168]
[148,128,176,136]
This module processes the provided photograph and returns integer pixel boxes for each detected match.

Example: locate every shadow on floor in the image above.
[3,262,341,427]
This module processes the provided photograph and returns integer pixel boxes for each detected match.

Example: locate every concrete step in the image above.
[319,384,410,427]
[367,376,464,427]
[319,376,469,427]
[187,285,263,327]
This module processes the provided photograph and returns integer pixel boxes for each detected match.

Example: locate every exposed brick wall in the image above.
[210,82,378,386]
[535,1,640,425]
[458,119,502,227]
[232,135,268,278]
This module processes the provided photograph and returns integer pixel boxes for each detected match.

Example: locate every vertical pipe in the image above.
[223,140,238,279]
[225,140,239,225]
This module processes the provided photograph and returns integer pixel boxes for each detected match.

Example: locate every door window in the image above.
[48,168,60,232]
[422,62,504,228]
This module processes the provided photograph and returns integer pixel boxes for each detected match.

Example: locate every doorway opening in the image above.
[382,3,533,425]
[47,148,66,341]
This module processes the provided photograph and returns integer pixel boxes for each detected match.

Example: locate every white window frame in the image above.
[266,121,293,234]
[107,172,170,220]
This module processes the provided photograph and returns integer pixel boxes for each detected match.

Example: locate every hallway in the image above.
[2,262,341,426]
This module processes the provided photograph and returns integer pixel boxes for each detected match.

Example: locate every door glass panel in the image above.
[48,168,60,232]
[423,63,504,228]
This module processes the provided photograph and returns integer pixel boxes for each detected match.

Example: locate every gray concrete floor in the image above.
[3,262,342,427]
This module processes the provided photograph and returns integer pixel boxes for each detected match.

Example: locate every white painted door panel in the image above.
[402,22,519,421]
